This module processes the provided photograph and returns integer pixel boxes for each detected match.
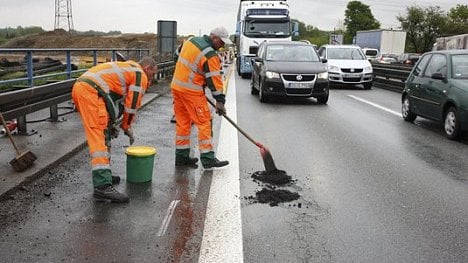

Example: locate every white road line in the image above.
[348,94,401,117]
[199,67,244,262]
[158,199,180,237]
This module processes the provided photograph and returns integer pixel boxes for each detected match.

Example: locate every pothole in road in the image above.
[246,169,301,207]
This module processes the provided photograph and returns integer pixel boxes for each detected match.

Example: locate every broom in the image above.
[206,98,277,172]
[0,112,37,172]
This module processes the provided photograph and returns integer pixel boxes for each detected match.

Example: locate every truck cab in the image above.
[235,0,298,78]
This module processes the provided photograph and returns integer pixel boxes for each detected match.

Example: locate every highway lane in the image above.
[0,69,467,262]
[235,77,468,262]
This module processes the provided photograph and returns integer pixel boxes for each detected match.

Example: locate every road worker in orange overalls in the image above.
[72,57,158,202]
[171,27,232,169]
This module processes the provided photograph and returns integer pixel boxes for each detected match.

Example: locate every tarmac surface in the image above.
[0,80,167,200]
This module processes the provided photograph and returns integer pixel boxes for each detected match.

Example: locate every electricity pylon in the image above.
[54,0,74,32]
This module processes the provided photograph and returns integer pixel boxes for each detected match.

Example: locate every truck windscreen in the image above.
[243,20,290,38]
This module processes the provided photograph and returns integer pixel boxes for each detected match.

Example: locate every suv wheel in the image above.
[258,81,268,103]
[402,96,416,122]
[316,94,328,104]
[363,82,372,90]
[445,106,461,140]
[250,79,258,95]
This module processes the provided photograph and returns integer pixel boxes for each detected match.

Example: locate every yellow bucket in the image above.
[125,146,157,183]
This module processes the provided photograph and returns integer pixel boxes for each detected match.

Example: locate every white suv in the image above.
[318,45,373,89]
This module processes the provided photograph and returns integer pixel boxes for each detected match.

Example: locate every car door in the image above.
[418,53,448,120]
[407,54,431,115]
[251,44,264,88]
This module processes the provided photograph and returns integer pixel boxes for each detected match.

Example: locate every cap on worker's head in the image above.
[210,27,232,45]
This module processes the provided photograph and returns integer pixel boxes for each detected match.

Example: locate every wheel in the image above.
[402,96,416,122]
[241,73,249,79]
[444,106,461,140]
[250,79,258,95]
[236,59,241,76]
[363,82,372,90]
[316,94,329,104]
[258,80,268,103]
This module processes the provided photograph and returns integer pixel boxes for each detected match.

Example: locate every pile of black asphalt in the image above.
[247,169,300,207]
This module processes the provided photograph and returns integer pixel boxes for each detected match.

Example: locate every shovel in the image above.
[0,112,37,172]
[206,98,277,172]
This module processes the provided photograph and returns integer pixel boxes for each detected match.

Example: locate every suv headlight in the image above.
[266,71,280,79]
[328,65,340,73]
[318,72,328,79]
[363,66,373,73]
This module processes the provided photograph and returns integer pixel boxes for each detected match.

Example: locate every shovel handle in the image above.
[0,112,21,155]
[206,98,259,147]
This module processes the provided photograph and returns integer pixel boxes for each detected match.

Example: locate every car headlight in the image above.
[328,65,340,73]
[318,72,328,79]
[363,66,373,73]
[266,71,280,79]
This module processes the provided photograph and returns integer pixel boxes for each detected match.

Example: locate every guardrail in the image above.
[0,48,151,88]
[372,63,413,92]
[0,52,175,134]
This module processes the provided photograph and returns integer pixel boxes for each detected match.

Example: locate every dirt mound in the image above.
[1,30,157,55]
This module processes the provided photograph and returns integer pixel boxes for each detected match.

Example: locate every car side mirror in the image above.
[431,72,446,80]
[321,58,327,63]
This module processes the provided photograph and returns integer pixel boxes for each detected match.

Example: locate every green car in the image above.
[402,50,468,140]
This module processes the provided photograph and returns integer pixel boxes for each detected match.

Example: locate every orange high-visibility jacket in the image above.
[76,61,149,130]
[171,35,225,103]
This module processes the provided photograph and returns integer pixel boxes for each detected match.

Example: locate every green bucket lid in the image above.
[125,146,157,156]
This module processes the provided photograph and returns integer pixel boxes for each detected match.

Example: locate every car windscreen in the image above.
[327,48,366,60]
[266,45,320,62]
[244,20,291,38]
[365,50,378,56]
[452,54,468,79]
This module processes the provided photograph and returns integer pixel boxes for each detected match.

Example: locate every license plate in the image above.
[344,73,361,78]
[288,83,309,88]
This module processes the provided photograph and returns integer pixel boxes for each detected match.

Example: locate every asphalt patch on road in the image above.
[246,169,300,207]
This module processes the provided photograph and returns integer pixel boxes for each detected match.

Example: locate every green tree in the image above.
[292,19,334,46]
[445,4,468,35]
[343,1,381,44]
[397,5,447,53]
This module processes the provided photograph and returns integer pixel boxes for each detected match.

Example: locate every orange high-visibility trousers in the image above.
[172,89,213,154]
[72,82,112,187]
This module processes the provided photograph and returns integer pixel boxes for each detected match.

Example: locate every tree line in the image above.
[294,1,467,53]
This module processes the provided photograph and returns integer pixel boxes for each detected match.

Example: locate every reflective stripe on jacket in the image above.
[171,36,225,102]
[77,61,149,131]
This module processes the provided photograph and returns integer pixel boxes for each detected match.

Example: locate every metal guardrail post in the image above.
[26,51,33,87]
[50,104,59,122]
[17,115,27,134]
[93,51,97,66]
[66,51,72,79]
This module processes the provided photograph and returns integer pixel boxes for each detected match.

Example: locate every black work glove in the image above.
[124,128,135,145]
[110,126,120,139]
[215,101,226,116]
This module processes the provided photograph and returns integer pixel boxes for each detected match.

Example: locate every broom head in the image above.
[256,142,277,172]
[10,150,37,172]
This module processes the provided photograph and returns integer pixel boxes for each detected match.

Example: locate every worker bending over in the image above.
[171,27,232,169]
[72,57,158,203]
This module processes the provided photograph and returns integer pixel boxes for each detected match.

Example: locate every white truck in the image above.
[355,29,406,55]
[433,33,468,51]
[235,0,297,78]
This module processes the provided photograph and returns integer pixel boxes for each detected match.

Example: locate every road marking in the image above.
[348,95,401,117]
[158,199,180,237]
[199,66,244,262]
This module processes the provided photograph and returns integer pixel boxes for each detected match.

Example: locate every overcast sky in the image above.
[0,0,464,36]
